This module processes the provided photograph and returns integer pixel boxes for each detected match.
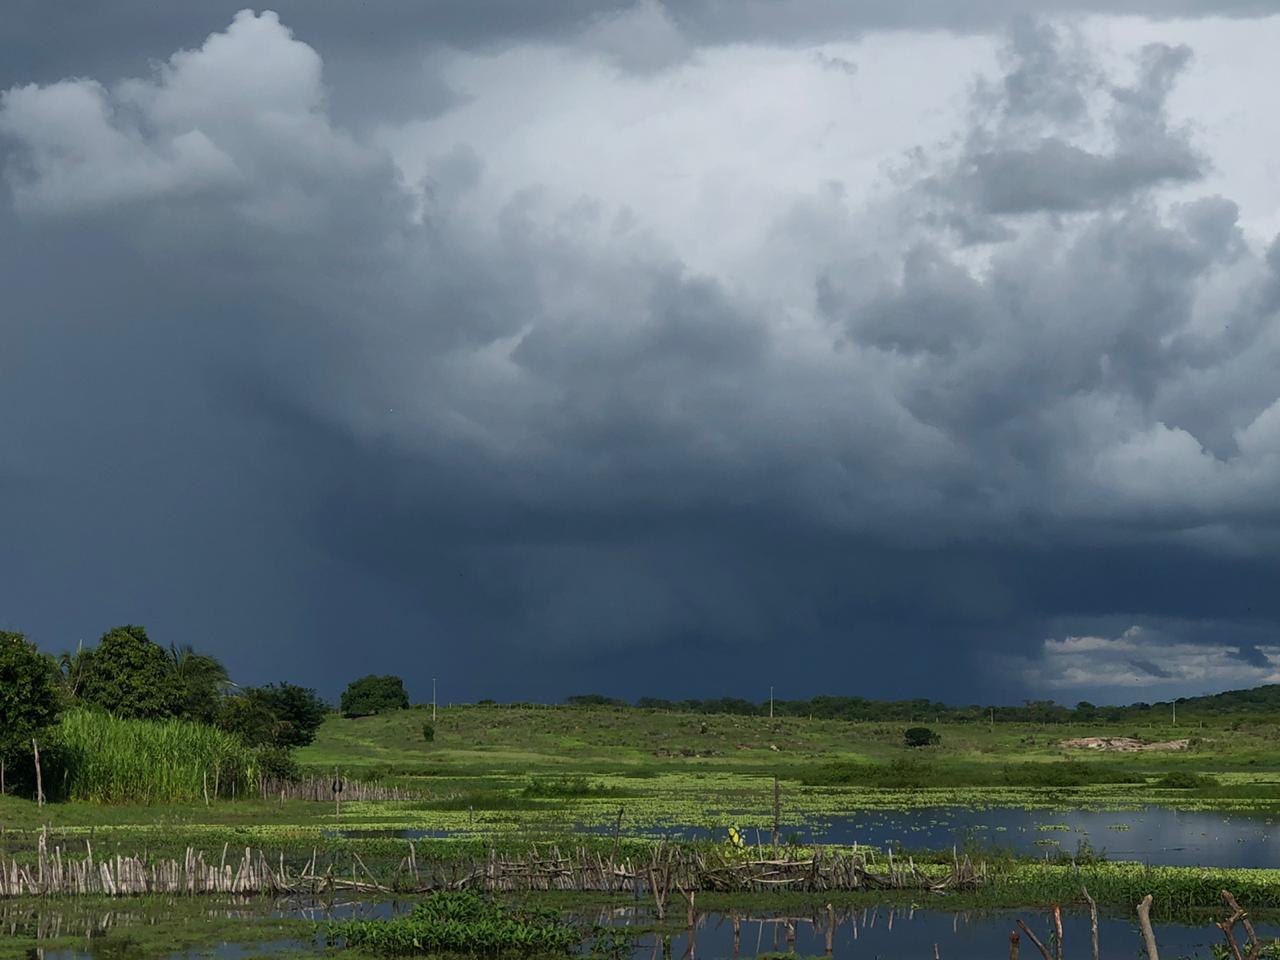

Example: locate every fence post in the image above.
[32,738,44,806]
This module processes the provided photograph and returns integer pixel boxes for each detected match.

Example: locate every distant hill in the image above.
[563,683,1280,724]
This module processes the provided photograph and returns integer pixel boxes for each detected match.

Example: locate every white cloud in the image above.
[1033,625,1280,690]
[0,10,381,220]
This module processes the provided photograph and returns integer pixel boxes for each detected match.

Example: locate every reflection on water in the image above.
[607,905,1280,960]
[15,901,1278,960]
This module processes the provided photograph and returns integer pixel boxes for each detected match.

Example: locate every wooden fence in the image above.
[0,836,983,902]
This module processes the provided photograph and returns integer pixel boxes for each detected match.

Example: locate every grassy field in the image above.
[5,704,1280,840]
[1,705,1280,957]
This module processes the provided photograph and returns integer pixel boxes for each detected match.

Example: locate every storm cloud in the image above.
[3,6,1280,703]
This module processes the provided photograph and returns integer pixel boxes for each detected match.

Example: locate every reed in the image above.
[54,710,259,804]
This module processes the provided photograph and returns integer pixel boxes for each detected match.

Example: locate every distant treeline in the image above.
[564,686,1280,723]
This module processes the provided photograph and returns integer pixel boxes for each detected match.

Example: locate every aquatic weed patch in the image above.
[327,891,582,955]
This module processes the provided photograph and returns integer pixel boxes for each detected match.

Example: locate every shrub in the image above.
[340,675,409,717]
[422,721,435,742]
[904,726,940,748]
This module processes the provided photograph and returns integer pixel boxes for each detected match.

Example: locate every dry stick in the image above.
[1221,890,1261,960]
[825,903,834,956]
[1218,916,1246,960]
[1052,903,1063,960]
[1015,920,1051,960]
[1081,885,1100,960]
[1136,894,1160,960]
[31,739,43,807]
[1009,931,1021,960]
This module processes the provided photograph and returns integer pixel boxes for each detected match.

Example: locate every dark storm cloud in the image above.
[1,0,1275,89]
[3,10,1280,702]
[1127,657,1175,678]
[1228,644,1272,668]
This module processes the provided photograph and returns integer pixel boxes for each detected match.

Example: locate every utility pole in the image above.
[990,707,994,733]
[433,678,437,723]
[769,686,774,719]
[1172,699,1176,727]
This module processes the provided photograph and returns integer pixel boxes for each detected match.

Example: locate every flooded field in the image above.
[335,804,1280,866]
[10,898,1277,960]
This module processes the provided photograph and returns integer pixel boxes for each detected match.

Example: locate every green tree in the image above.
[79,625,183,719]
[0,632,62,779]
[903,726,940,748]
[166,643,232,723]
[249,683,328,747]
[340,675,409,717]
[216,691,284,747]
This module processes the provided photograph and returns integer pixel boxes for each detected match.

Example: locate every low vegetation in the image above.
[328,890,583,955]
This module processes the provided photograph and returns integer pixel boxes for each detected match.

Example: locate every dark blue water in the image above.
[623,806,1280,867]
[611,906,1280,960]
[25,903,1278,960]
[340,805,1280,867]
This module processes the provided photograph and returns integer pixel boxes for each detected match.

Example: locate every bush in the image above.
[340,675,409,717]
[904,726,940,748]
[422,721,435,742]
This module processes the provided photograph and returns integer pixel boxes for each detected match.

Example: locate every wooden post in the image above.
[1137,895,1160,960]
[1221,890,1260,960]
[1015,920,1050,960]
[1009,932,1020,960]
[825,903,835,956]
[769,687,774,719]
[433,678,437,723]
[1082,885,1100,960]
[1052,904,1063,960]
[203,771,210,807]
[334,767,341,820]
[32,738,44,807]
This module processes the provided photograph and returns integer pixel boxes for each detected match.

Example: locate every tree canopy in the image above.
[0,631,62,762]
[79,625,184,719]
[340,674,409,717]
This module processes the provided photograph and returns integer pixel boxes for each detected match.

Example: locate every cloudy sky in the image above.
[4,1,1280,705]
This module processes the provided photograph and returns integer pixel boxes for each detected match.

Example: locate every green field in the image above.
[4,703,1280,958]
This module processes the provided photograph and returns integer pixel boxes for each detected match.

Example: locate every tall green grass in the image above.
[54,710,260,804]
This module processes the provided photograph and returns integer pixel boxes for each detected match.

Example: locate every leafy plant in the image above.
[327,890,581,955]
